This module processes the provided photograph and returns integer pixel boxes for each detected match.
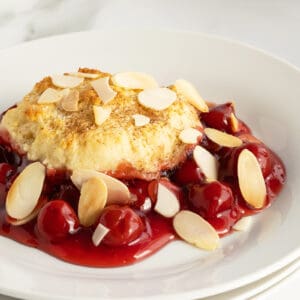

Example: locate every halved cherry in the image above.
[99,205,144,247]
[37,200,79,242]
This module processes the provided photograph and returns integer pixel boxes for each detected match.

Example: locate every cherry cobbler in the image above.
[0,68,285,267]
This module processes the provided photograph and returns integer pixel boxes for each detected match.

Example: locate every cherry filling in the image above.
[0,103,286,267]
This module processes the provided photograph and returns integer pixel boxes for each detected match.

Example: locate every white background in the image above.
[0,0,299,299]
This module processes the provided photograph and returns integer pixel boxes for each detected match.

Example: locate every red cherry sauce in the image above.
[0,103,286,267]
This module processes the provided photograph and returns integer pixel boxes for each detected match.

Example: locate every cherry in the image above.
[220,142,272,179]
[0,163,13,184]
[37,200,79,242]
[172,158,205,186]
[99,205,144,246]
[188,181,234,219]
[129,179,153,212]
[201,102,236,133]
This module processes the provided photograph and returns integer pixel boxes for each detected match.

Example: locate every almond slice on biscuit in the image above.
[60,89,80,112]
[38,88,63,104]
[112,72,158,89]
[132,114,150,127]
[173,210,219,250]
[51,74,83,88]
[69,72,101,79]
[78,177,108,227]
[93,106,111,126]
[179,128,202,144]
[6,162,45,220]
[138,88,177,111]
[71,169,131,205]
[91,77,117,104]
[174,79,208,112]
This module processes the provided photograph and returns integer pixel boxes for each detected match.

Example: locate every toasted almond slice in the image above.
[51,75,83,88]
[230,112,239,133]
[93,106,111,126]
[78,177,108,227]
[193,145,218,181]
[132,114,150,127]
[112,72,158,89]
[60,89,80,112]
[174,79,208,112]
[173,210,219,250]
[233,216,253,231]
[237,149,267,209]
[6,162,45,220]
[154,183,180,218]
[38,88,63,104]
[138,88,177,111]
[92,223,110,246]
[71,169,131,205]
[204,128,243,147]
[69,72,100,79]
[179,128,202,144]
[8,198,46,226]
[91,77,117,104]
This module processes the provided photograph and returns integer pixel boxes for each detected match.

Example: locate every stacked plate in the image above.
[0,30,299,299]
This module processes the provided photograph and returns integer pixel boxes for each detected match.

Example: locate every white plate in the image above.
[0,30,298,300]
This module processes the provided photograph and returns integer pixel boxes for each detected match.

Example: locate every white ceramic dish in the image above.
[0,30,298,300]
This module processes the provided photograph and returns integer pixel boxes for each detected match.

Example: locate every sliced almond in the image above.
[71,169,131,205]
[51,74,83,88]
[179,128,202,144]
[173,210,219,250]
[8,198,46,226]
[69,72,100,79]
[132,114,150,127]
[6,162,45,220]
[233,216,253,231]
[193,145,218,181]
[112,72,158,89]
[93,106,111,126]
[230,112,239,133]
[204,128,243,147]
[92,223,110,247]
[60,89,80,112]
[237,149,267,209]
[138,88,177,111]
[154,183,180,218]
[174,79,208,112]
[91,77,117,104]
[38,88,62,104]
[78,177,108,227]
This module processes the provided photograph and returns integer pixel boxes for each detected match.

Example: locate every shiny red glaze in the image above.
[128,179,153,212]
[0,163,13,184]
[172,158,205,186]
[188,181,234,219]
[99,205,145,247]
[37,200,79,242]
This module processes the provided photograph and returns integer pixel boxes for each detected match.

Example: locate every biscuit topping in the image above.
[174,79,208,112]
[51,74,84,88]
[138,87,177,111]
[91,77,117,104]
[112,72,158,89]
[93,106,111,126]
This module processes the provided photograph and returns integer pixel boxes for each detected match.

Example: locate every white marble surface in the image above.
[0,0,299,299]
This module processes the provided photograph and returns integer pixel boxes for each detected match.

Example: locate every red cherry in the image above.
[99,205,144,246]
[201,103,235,133]
[37,200,79,242]
[129,180,153,212]
[172,158,205,186]
[0,163,13,184]
[188,181,234,219]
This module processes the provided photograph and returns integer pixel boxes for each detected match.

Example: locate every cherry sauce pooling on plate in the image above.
[0,102,286,267]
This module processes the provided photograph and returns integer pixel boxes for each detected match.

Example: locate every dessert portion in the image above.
[0,68,286,267]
